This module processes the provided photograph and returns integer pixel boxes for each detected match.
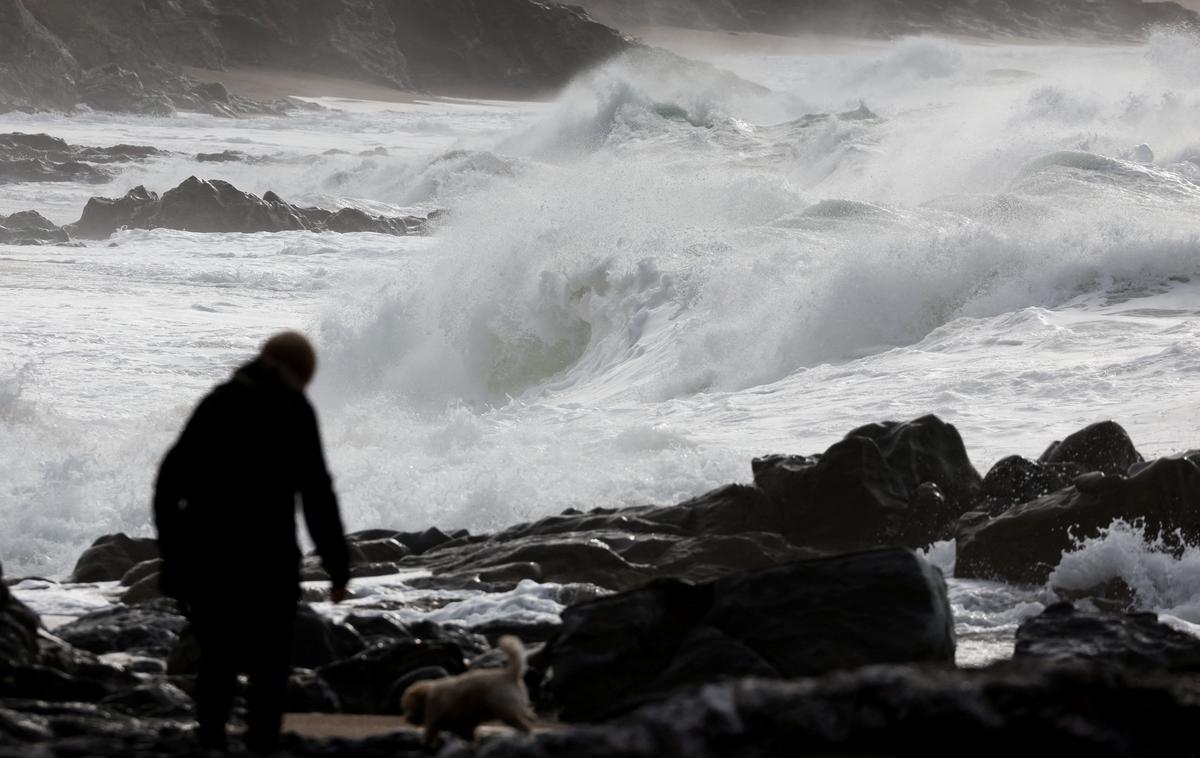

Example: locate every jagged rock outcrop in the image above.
[0,132,166,185]
[543,547,954,721]
[67,177,429,238]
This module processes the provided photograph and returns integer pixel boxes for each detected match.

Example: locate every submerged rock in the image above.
[543,547,954,721]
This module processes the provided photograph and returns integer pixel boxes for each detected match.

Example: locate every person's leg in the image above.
[243,603,296,754]
[192,613,238,750]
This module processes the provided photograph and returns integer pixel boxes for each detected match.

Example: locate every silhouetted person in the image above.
[154,331,350,754]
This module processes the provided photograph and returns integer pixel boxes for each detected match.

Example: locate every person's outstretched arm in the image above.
[296,399,351,598]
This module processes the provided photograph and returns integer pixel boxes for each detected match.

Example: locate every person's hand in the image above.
[330,584,350,604]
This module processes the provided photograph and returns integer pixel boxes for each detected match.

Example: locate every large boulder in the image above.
[1015,603,1200,672]
[976,455,1076,516]
[0,562,40,669]
[69,533,159,583]
[956,455,1200,584]
[543,547,954,721]
[77,64,176,116]
[1039,420,1143,477]
[752,415,981,551]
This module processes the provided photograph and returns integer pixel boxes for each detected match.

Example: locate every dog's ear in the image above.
[401,683,428,725]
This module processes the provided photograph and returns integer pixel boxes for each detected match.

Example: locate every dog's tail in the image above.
[498,635,526,683]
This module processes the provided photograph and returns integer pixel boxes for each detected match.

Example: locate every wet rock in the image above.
[0,561,40,669]
[343,613,411,643]
[0,210,69,245]
[99,682,193,718]
[119,558,162,587]
[752,415,981,551]
[54,600,186,658]
[957,455,1200,584]
[33,636,139,699]
[68,177,429,239]
[1039,420,1143,477]
[544,547,954,721]
[0,158,109,184]
[195,150,250,162]
[69,533,159,583]
[67,185,159,239]
[977,455,1076,515]
[317,640,466,714]
[350,538,412,564]
[1015,602,1200,671]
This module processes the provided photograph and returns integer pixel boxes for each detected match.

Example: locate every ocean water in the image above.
[6,30,1200,665]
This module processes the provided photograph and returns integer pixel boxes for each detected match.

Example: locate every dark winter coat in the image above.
[153,358,350,604]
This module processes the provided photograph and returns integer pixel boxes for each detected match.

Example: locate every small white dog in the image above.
[401,635,534,744]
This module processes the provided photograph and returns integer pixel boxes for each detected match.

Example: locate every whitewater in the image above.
[5,29,1200,665]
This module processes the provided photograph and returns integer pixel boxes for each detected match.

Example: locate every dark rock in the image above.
[99,682,193,718]
[352,538,412,563]
[67,185,159,239]
[0,665,109,703]
[195,150,250,162]
[286,668,341,713]
[343,613,411,643]
[292,604,365,669]
[978,455,1076,515]
[544,547,954,721]
[54,600,185,658]
[387,0,631,92]
[69,533,159,583]
[0,561,40,669]
[752,414,981,550]
[0,0,78,114]
[957,455,1200,584]
[118,558,162,588]
[470,618,560,645]
[119,573,166,605]
[67,177,429,239]
[34,636,140,697]
[1040,420,1144,477]
[0,158,109,184]
[78,64,176,116]
[0,210,69,245]
[474,662,1200,758]
[1015,602,1200,671]
[317,640,466,714]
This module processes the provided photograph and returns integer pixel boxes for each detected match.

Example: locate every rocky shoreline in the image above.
[3,415,1199,755]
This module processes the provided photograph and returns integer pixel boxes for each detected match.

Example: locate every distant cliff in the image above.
[0,0,632,114]
[575,0,1198,38]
